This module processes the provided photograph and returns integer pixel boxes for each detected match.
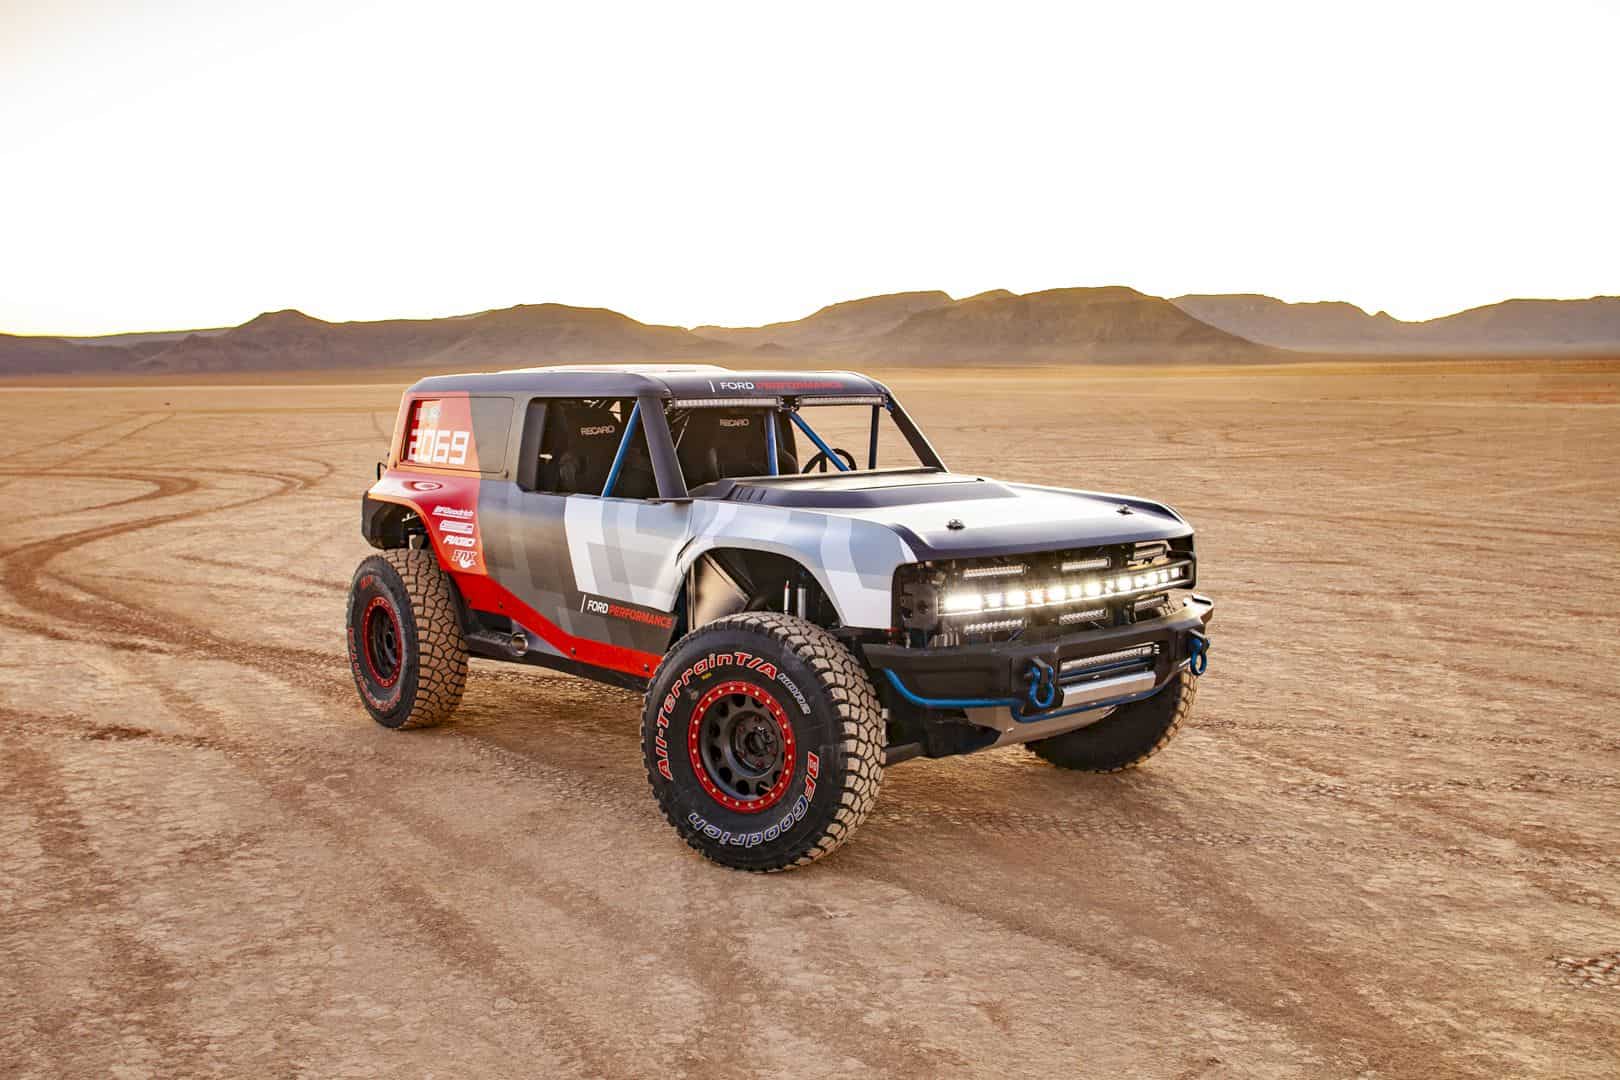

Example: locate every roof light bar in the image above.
[668,397,782,409]
[796,394,886,406]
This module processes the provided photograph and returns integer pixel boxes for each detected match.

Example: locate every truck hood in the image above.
[700,470,1192,560]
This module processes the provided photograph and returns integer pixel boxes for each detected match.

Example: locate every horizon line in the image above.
[9,285,1620,341]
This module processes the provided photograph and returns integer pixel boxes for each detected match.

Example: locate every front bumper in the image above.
[866,594,1213,708]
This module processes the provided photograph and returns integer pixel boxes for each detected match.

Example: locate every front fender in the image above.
[679,503,915,630]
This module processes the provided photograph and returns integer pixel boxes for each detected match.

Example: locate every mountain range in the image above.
[1173,294,1620,353]
[3,288,1616,376]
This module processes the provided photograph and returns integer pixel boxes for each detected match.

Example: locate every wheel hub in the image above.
[361,595,403,688]
[687,681,796,813]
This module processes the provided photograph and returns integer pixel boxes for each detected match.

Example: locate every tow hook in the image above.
[1187,632,1210,676]
[1023,658,1058,711]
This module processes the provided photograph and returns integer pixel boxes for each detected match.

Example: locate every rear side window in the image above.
[402,395,512,474]
[531,398,656,497]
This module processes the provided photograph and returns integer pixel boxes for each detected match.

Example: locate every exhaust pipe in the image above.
[466,628,530,659]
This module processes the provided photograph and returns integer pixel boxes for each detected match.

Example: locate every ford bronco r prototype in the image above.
[348,365,1213,870]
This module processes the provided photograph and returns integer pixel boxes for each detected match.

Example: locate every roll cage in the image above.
[596,390,947,500]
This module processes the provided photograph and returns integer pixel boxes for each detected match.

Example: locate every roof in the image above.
[408,363,889,401]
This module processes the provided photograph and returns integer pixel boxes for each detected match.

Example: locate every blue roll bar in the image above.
[601,402,641,497]
[788,410,850,471]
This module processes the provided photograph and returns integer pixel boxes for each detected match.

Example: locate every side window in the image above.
[527,398,657,498]
[402,396,511,474]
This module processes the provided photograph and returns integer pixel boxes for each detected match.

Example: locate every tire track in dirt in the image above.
[0,470,202,528]
[85,655,936,1077]
[876,782,1620,875]
[348,776,945,1072]
[7,675,944,1077]
[1201,733,1620,921]
[21,686,618,1080]
[0,740,210,1078]
[0,413,172,478]
[136,431,384,470]
[0,460,348,682]
[845,818,1479,1079]
[173,552,347,593]
[187,671,924,1071]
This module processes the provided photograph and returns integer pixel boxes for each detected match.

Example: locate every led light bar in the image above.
[960,564,1027,580]
[668,397,783,409]
[1061,644,1158,674]
[797,394,886,406]
[1061,556,1111,573]
[943,561,1191,617]
[961,617,1026,636]
[1057,608,1108,625]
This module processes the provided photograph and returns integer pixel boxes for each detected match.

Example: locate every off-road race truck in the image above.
[347,365,1213,870]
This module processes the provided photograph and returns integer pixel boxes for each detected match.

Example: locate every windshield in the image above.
[666,398,935,490]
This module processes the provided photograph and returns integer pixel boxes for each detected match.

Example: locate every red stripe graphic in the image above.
[455,573,664,677]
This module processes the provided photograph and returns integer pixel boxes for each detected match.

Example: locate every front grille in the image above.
[895,538,1195,646]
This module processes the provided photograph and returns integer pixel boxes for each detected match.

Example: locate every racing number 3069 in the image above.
[408,426,470,466]
[406,399,472,466]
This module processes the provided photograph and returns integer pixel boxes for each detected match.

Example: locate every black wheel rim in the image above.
[362,595,403,688]
[687,681,795,813]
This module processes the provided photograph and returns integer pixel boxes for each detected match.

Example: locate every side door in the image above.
[475,396,691,676]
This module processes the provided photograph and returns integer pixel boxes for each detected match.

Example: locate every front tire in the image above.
[1026,670,1196,772]
[642,613,884,871]
[346,548,468,729]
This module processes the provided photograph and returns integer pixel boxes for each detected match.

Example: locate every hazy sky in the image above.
[2,0,1616,335]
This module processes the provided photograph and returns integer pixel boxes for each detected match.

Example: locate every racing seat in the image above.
[539,402,623,495]
[676,409,799,488]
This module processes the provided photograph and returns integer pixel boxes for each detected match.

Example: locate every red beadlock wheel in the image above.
[641,612,886,872]
[345,549,468,729]
[687,680,796,813]
[360,595,404,689]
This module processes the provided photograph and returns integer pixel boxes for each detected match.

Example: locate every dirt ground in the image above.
[2,361,1617,1079]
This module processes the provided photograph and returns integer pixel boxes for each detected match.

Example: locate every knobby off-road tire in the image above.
[642,612,885,871]
[346,548,467,729]
[1026,670,1196,772]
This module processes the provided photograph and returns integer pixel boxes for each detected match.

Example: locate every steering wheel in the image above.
[802,447,857,473]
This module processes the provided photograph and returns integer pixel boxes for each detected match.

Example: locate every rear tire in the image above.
[346,548,467,729]
[1026,670,1196,772]
[642,613,884,871]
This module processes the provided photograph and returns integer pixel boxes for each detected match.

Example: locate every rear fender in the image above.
[365,471,488,575]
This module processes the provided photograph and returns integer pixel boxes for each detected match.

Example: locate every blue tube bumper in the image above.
[869,595,1213,724]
